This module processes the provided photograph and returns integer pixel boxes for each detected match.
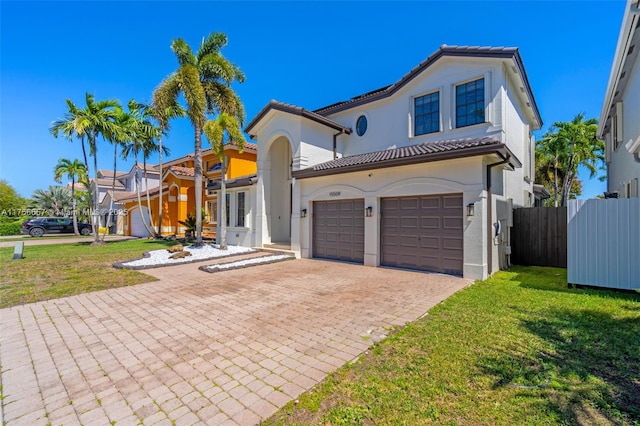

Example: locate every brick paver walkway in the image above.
[0,258,471,425]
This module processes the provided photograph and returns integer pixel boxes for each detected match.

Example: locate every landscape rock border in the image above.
[113,246,257,270]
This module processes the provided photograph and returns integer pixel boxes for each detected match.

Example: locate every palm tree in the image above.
[536,113,604,206]
[203,113,245,250]
[53,158,87,235]
[146,103,185,236]
[51,99,91,174]
[153,32,245,245]
[140,136,169,234]
[51,93,119,244]
[120,101,164,237]
[30,186,73,216]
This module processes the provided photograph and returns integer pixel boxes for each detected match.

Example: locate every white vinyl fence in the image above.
[568,198,640,290]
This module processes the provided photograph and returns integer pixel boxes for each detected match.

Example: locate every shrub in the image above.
[0,221,22,236]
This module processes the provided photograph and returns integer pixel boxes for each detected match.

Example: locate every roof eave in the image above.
[245,101,352,136]
[598,1,640,137]
[293,144,520,180]
[313,47,542,127]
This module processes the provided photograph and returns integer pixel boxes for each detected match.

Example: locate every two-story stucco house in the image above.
[598,0,640,198]
[94,164,161,234]
[244,45,542,280]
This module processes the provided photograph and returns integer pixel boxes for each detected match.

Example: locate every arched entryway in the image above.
[266,136,292,245]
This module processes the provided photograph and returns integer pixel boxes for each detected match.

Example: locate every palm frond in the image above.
[197,32,227,60]
[177,64,207,128]
[199,52,236,84]
[171,38,196,67]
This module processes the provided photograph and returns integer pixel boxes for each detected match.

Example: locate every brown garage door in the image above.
[313,199,365,263]
[381,194,463,275]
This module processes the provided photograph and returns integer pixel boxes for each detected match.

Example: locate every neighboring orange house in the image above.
[120,142,257,238]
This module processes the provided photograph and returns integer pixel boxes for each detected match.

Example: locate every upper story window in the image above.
[456,78,485,128]
[356,115,367,136]
[414,92,440,135]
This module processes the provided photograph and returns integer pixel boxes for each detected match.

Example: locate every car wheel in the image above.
[29,227,45,237]
[80,227,91,236]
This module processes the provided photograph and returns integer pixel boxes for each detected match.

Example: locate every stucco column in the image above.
[255,160,270,247]
[364,195,378,267]
[290,178,302,257]
[462,189,488,280]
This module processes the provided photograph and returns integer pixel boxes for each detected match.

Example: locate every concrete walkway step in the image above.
[199,253,295,273]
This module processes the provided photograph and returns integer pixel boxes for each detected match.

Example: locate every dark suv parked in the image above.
[21,217,92,237]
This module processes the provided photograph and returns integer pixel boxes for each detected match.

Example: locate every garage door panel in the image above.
[400,217,419,228]
[400,235,419,247]
[421,198,440,209]
[420,236,440,249]
[443,236,463,250]
[313,199,364,264]
[381,194,463,275]
[421,217,440,229]
[400,198,418,209]
[443,216,463,229]
[443,196,463,208]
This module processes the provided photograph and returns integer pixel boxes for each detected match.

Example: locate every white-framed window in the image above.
[219,190,249,228]
[455,77,485,128]
[207,200,217,224]
[414,91,440,135]
[236,192,246,227]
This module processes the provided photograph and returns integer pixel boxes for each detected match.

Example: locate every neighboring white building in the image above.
[93,164,161,233]
[245,45,542,280]
[598,0,640,199]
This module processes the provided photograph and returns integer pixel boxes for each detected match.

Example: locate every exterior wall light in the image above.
[467,203,475,217]
[365,206,373,217]
[301,208,307,218]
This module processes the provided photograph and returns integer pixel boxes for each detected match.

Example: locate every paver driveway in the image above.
[0,258,471,425]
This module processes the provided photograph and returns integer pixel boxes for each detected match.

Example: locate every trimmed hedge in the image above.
[0,222,22,236]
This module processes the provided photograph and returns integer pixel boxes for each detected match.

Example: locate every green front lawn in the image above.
[0,239,175,308]
[266,267,640,425]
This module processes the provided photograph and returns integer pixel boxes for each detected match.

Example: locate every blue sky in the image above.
[0,1,625,199]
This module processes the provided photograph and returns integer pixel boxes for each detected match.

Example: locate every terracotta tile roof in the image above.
[113,185,168,203]
[168,166,195,177]
[98,169,127,178]
[95,178,125,188]
[292,137,521,179]
[245,100,352,135]
[111,191,137,202]
[229,141,257,152]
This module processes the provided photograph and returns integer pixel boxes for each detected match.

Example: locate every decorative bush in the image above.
[0,221,22,236]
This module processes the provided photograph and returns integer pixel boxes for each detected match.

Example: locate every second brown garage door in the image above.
[381,194,463,275]
[313,199,365,263]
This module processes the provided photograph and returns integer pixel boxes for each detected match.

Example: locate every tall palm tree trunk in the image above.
[80,136,89,174]
[71,177,79,235]
[157,135,164,237]
[219,159,227,250]
[560,150,576,207]
[102,142,118,241]
[134,159,156,237]
[194,126,204,246]
[92,138,100,244]
[142,157,155,235]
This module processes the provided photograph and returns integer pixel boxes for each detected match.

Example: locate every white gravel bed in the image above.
[201,254,293,273]
[121,244,255,267]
